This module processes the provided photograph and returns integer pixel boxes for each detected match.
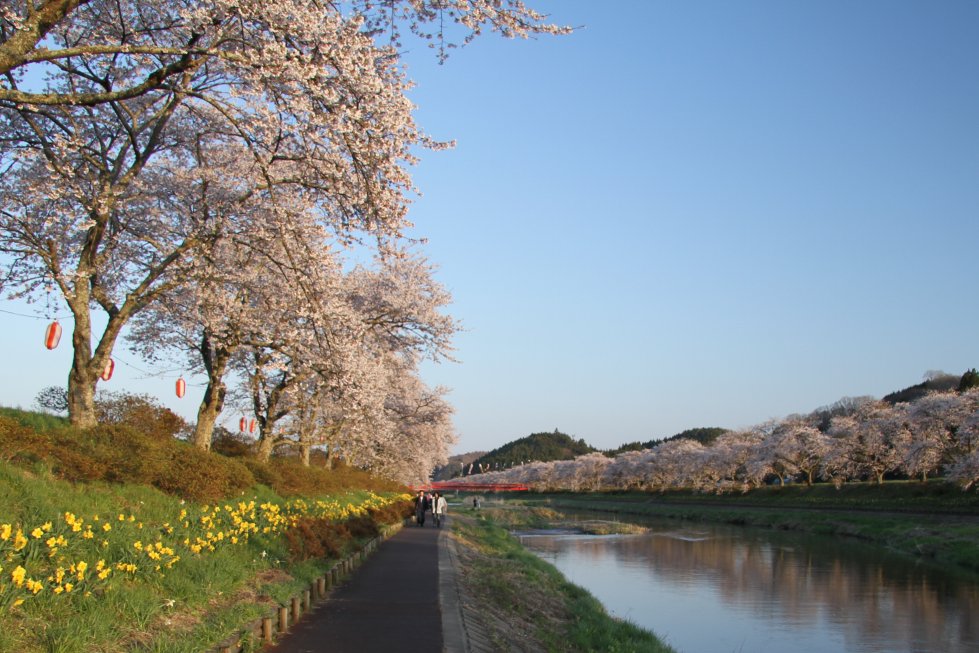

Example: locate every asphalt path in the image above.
[266,522,443,653]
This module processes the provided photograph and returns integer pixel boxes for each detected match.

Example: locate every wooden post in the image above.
[262,617,273,643]
[304,588,312,611]
[317,576,326,597]
[291,597,301,623]
[278,606,288,633]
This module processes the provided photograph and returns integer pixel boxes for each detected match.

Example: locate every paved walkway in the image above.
[266,521,470,653]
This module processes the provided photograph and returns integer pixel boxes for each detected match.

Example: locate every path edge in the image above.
[439,525,470,653]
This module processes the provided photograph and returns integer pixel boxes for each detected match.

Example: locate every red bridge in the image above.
[413,481,530,493]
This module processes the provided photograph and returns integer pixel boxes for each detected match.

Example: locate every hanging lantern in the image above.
[239,417,247,432]
[44,321,62,350]
[100,358,115,381]
[175,377,186,398]
[249,419,257,433]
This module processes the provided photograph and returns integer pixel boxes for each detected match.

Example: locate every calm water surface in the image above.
[517,517,979,653]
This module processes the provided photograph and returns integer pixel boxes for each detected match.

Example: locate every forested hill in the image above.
[471,430,595,472]
[882,372,964,404]
[606,427,729,455]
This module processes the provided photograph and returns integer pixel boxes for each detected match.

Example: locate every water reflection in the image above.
[518,520,979,653]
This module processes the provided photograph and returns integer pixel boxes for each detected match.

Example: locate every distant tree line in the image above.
[458,370,979,492]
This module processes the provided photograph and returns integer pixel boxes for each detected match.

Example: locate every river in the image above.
[516,516,979,653]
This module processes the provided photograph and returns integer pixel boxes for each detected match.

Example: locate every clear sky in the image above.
[2,0,978,457]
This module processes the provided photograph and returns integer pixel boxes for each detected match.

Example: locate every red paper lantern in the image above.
[45,321,62,350]
[175,377,186,398]
[239,417,247,432]
[100,358,114,381]
[249,419,257,433]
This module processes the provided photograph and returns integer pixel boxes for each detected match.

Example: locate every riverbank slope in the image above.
[445,511,676,652]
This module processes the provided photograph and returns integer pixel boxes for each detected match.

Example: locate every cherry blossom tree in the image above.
[760,417,832,486]
[695,430,766,494]
[571,452,610,491]
[361,367,455,483]
[946,451,979,491]
[125,145,350,448]
[601,449,649,490]
[906,390,977,478]
[645,439,706,491]
[824,401,904,484]
[1,0,564,427]
[0,1,568,105]
[0,110,228,425]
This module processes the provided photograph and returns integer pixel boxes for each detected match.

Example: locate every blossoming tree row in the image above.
[461,389,979,493]
[0,1,567,483]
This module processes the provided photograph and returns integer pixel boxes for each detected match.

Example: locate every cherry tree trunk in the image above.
[256,433,276,462]
[192,341,231,450]
[192,381,226,451]
[66,308,98,427]
[66,366,98,427]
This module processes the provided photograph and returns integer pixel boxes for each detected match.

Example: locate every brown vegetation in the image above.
[0,411,405,502]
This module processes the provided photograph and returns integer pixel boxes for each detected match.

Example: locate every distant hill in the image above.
[470,430,595,473]
[653,426,729,447]
[882,372,962,404]
[605,427,729,455]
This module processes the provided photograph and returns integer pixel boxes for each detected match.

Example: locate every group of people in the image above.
[414,490,447,528]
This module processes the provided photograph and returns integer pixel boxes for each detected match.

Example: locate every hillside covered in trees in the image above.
[607,427,730,456]
[465,430,596,474]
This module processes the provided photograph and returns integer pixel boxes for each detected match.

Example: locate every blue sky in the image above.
[3,0,978,456]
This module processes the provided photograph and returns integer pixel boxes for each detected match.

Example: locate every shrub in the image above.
[284,517,348,561]
[155,444,255,502]
[0,406,406,502]
[95,390,189,440]
[211,430,256,457]
[37,423,170,486]
[0,415,47,463]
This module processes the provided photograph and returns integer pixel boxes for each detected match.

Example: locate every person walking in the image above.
[414,490,427,527]
[433,492,447,528]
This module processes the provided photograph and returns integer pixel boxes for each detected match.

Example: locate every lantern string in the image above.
[110,354,196,383]
[4,305,200,386]
[0,307,73,320]
[45,283,53,321]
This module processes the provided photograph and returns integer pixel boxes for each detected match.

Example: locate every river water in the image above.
[516,516,979,653]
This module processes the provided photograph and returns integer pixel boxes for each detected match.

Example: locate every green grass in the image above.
[0,406,414,652]
[452,511,675,652]
[0,461,408,652]
[0,406,69,432]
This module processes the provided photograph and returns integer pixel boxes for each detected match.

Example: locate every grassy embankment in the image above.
[518,483,979,574]
[0,408,412,653]
[448,508,676,653]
